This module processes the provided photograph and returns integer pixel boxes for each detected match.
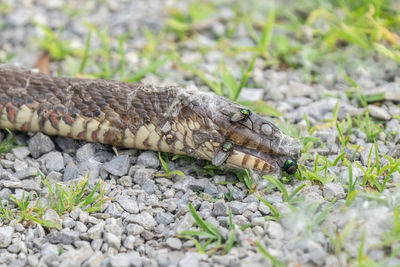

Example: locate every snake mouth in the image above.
[224,146,283,173]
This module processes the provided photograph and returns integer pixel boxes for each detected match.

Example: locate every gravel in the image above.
[0,0,400,266]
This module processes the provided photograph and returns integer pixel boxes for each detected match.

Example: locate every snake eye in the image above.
[222,141,233,152]
[283,159,298,174]
[230,108,251,122]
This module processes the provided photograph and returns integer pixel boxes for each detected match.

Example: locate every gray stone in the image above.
[229,201,258,214]
[64,162,79,181]
[60,246,93,267]
[75,221,88,233]
[27,255,39,266]
[105,232,121,250]
[238,88,264,101]
[13,167,38,180]
[13,159,28,172]
[76,144,96,162]
[323,183,346,201]
[178,252,202,267]
[87,223,104,240]
[118,176,132,186]
[204,183,219,198]
[368,105,391,121]
[46,171,63,182]
[137,151,160,168]
[213,200,228,216]
[82,251,103,267]
[266,221,284,239]
[365,82,400,102]
[28,133,55,158]
[55,136,77,151]
[126,224,144,235]
[109,253,142,267]
[125,212,157,230]
[188,178,209,191]
[166,237,182,250]
[0,226,14,247]
[63,217,76,229]
[12,147,30,160]
[47,230,79,244]
[142,180,156,194]
[38,151,64,172]
[117,196,139,214]
[155,212,174,225]
[133,168,156,185]
[123,235,135,250]
[7,241,22,253]
[103,155,130,176]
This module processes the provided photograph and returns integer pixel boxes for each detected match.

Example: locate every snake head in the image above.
[184,93,302,174]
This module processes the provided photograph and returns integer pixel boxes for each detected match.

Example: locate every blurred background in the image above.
[1,0,400,101]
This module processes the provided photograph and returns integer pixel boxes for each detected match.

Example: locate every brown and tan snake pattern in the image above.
[0,64,301,174]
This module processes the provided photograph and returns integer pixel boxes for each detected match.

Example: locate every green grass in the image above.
[180,202,236,254]
[0,129,18,154]
[41,173,108,214]
[155,152,186,179]
[0,173,109,230]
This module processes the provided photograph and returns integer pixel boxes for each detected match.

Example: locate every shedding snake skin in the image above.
[0,64,301,174]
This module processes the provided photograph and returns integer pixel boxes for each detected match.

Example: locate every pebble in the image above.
[117,196,139,214]
[125,212,157,230]
[103,155,130,176]
[47,230,79,244]
[28,133,55,158]
[368,105,391,120]
[166,237,182,250]
[133,168,157,185]
[38,151,64,172]
[137,151,160,168]
[213,200,228,216]
[323,183,346,201]
[0,226,14,247]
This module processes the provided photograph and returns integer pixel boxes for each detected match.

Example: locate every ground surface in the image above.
[0,0,400,266]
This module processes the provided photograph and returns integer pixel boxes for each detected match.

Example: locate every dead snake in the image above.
[0,64,301,174]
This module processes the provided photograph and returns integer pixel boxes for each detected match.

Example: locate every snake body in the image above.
[0,64,301,174]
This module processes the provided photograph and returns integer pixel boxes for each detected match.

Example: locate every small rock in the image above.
[166,237,182,250]
[12,147,30,160]
[229,201,258,214]
[103,155,130,176]
[105,232,121,250]
[64,162,79,181]
[0,226,14,247]
[323,183,346,201]
[133,168,156,185]
[117,196,139,214]
[213,200,228,216]
[109,253,140,267]
[82,251,103,267]
[368,105,391,121]
[28,133,55,158]
[188,178,209,191]
[266,221,284,239]
[125,212,157,230]
[155,212,174,225]
[38,151,64,172]
[137,151,159,168]
[87,223,105,240]
[238,88,264,101]
[76,144,96,162]
[13,167,38,180]
[47,230,79,244]
[365,83,400,102]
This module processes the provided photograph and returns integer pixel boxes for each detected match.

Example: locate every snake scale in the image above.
[0,64,301,174]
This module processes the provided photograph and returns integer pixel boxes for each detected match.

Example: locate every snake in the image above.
[0,64,301,174]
